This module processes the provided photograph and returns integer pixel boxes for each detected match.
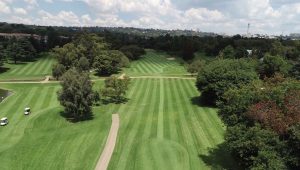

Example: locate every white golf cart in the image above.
[0,117,8,126]
[24,107,31,115]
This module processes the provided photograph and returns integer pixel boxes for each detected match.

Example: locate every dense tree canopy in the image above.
[196,59,259,104]
[57,68,95,121]
[258,54,291,78]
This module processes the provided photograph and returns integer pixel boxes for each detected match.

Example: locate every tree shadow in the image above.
[0,67,10,74]
[59,111,94,123]
[101,97,129,105]
[190,95,216,108]
[199,143,241,170]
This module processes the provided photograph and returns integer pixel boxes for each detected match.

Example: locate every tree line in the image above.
[195,42,300,169]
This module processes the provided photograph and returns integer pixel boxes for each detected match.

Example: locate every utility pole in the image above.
[247,23,250,37]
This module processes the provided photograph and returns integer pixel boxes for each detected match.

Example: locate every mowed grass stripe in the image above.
[115,79,152,170]
[172,79,205,169]
[109,79,146,169]
[157,78,164,139]
[185,80,225,143]
[165,79,179,141]
[32,58,52,76]
[179,80,216,148]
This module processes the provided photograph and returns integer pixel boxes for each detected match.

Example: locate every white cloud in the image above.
[14,8,27,15]
[0,1,11,14]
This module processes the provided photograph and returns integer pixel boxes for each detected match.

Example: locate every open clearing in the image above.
[0,50,237,169]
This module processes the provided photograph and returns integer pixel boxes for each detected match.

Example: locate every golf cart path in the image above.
[95,114,120,170]
[0,75,195,84]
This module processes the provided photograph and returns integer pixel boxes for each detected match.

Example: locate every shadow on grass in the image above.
[190,96,216,108]
[199,143,241,170]
[101,97,129,105]
[0,67,10,74]
[59,111,94,123]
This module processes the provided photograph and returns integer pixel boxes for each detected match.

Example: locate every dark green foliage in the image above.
[93,50,129,76]
[218,45,235,59]
[101,75,130,103]
[57,68,94,121]
[52,43,85,69]
[258,54,291,78]
[284,124,300,168]
[196,59,258,104]
[77,57,90,72]
[187,59,206,74]
[52,63,66,80]
[217,80,264,126]
[119,45,145,60]
[5,38,36,64]
[225,124,286,169]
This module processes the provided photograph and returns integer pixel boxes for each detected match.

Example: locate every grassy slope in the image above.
[0,54,55,81]
[0,83,111,170]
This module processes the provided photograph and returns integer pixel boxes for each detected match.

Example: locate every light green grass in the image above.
[0,83,111,170]
[0,54,55,81]
[0,50,238,170]
[124,50,187,76]
[107,78,238,170]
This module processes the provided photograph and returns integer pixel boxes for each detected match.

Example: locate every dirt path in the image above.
[40,76,51,83]
[118,73,126,79]
[95,114,120,170]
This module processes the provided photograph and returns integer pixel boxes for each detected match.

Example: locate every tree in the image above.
[270,41,286,56]
[225,124,285,169]
[119,45,145,60]
[52,43,84,69]
[93,50,129,76]
[196,59,258,104]
[57,68,94,121]
[187,59,206,74]
[0,43,5,67]
[77,57,90,72]
[258,54,291,78]
[52,63,66,80]
[101,75,130,103]
[218,45,235,59]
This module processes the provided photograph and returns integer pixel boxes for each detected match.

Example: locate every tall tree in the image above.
[57,68,94,121]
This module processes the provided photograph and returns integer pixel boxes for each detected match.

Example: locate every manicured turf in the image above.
[0,54,55,81]
[107,78,237,170]
[0,50,238,169]
[124,50,187,76]
[0,83,111,170]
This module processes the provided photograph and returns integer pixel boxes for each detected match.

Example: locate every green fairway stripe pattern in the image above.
[108,78,237,170]
[124,50,187,76]
[0,55,55,80]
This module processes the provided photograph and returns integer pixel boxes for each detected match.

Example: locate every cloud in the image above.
[0,1,11,14]
[1,0,300,34]
[14,8,27,15]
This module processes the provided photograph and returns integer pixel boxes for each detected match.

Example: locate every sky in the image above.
[0,0,300,35]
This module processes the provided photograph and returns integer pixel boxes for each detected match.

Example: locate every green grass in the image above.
[124,50,187,76]
[0,54,55,81]
[107,78,238,170]
[0,50,238,169]
[0,83,112,170]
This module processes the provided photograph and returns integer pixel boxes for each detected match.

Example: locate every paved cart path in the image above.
[95,114,120,170]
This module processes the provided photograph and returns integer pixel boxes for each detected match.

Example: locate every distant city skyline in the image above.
[0,0,299,35]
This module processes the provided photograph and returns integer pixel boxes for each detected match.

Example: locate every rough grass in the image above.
[0,54,55,81]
